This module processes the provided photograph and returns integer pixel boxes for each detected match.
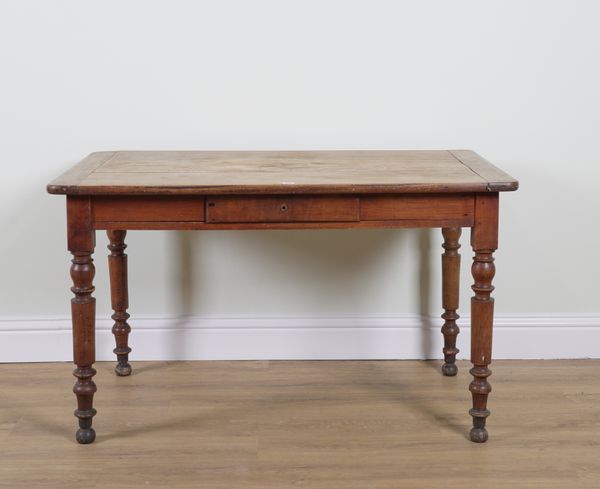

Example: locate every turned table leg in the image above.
[441,227,461,376]
[107,230,132,376]
[469,193,498,443]
[67,197,97,444]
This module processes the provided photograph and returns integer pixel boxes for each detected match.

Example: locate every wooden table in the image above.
[47,150,518,444]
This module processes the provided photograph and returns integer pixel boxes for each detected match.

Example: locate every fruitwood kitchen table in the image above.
[47,150,518,444]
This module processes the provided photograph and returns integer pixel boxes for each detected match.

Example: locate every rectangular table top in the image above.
[47,150,518,196]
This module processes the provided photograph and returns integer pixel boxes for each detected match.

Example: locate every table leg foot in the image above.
[441,363,458,377]
[115,363,132,377]
[469,425,488,443]
[73,365,97,444]
[76,428,96,444]
[469,365,491,443]
[74,372,97,444]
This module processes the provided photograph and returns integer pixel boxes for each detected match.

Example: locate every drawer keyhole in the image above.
[280,204,288,212]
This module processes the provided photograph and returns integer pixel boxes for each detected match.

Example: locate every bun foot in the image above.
[115,362,132,376]
[469,427,488,443]
[76,427,96,444]
[441,363,458,376]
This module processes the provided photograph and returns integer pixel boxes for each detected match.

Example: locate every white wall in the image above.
[1,1,599,361]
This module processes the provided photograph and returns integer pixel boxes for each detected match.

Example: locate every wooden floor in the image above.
[0,360,599,488]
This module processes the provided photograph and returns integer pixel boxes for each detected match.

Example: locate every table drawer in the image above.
[206,196,359,223]
[93,196,205,222]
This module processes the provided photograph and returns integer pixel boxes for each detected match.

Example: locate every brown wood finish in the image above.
[93,219,474,231]
[469,193,499,443]
[66,196,97,444]
[441,227,461,377]
[89,194,474,230]
[50,151,116,191]
[47,150,519,195]
[107,230,132,377]
[94,196,205,223]
[449,150,518,192]
[360,194,473,221]
[206,195,359,223]
[49,150,517,444]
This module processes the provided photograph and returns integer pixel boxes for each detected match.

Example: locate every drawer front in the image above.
[93,196,205,222]
[206,196,359,223]
[360,194,474,221]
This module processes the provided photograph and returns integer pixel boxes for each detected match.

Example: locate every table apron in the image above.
[90,193,475,230]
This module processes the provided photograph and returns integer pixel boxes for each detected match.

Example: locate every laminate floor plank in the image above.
[0,360,598,488]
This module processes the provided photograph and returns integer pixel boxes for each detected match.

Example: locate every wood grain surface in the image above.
[0,360,598,489]
[47,150,518,195]
[88,194,475,230]
[205,196,359,223]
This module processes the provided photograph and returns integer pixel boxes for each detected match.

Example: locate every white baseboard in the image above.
[1,314,599,362]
